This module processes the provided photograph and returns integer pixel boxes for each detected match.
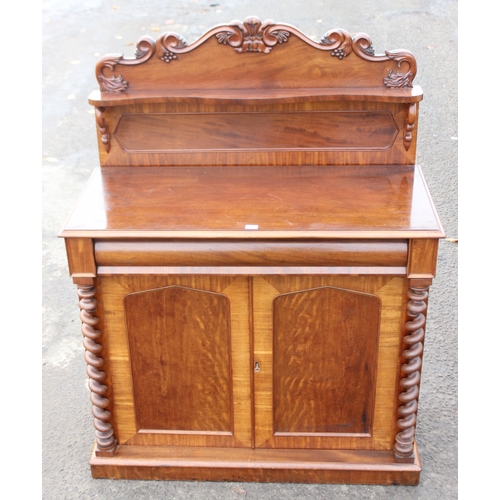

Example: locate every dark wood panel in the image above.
[273,286,380,435]
[94,101,415,167]
[114,111,397,153]
[125,285,232,432]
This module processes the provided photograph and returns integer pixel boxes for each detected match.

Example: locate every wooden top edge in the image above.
[88,86,423,106]
[59,229,446,240]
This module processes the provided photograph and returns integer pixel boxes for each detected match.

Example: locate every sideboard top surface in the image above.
[60,164,444,239]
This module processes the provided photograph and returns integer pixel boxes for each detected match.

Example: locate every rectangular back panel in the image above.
[96,101,416,166]
[115,111,398,152]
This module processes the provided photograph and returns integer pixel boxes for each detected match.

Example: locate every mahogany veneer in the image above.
[60,16,444,484]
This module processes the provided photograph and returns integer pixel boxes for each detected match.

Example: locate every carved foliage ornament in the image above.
[214,17,290,53]
[95,16,417,92]
[96,36,156,92]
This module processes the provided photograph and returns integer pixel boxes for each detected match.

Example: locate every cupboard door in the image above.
[98,275,252,448]
[273,286,380,436]
[125,286,232,432]
[253,275,405,451]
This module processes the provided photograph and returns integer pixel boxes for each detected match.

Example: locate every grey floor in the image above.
[42,1,458,498]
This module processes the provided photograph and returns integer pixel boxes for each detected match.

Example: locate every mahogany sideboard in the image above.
[59,17,444,485]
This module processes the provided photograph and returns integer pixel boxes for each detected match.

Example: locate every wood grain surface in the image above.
[58,16,446,484]
[114,110,398,152]
[273,286,380,435]
[89,87,424,107]
[89,442,421,484]
[94,101,415,167]
[60,165,444,239]
[125,285,232,433]
[92,30,418,93]
[96,274,405,453]
[94,239,408,267]
[253,275,404,451]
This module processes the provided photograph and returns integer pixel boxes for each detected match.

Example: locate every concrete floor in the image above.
[42,1,457,498]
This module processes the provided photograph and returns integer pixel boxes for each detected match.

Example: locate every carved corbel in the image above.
[394,278,431,462]
[94,107,110,153]
[77,284,117,457]
[403,103,417,151]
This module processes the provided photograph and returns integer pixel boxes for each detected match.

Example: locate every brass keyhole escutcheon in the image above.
[254,362,260,373]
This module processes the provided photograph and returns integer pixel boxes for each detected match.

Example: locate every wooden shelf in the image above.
[89,86,423,107]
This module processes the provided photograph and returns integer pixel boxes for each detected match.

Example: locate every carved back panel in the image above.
[90,17,422,167]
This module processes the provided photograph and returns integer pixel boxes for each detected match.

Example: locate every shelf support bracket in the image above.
[95,107,111,153]
[403,103,417,151]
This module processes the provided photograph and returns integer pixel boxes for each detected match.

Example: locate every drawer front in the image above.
[94,239,408,268]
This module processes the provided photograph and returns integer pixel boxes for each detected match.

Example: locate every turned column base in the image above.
[95,439,118,458]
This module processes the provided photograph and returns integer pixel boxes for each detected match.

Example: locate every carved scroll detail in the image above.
[320,29,353,59]
[157,33,188,62]
[94,18,418,90]
[94,107,110,153]
[78,285,117,456]
[215,17,290,53]
[394,281,429,462]
[383,50,417,88]
[352,34,417,88]
[404,103,417,151]
[152,15,417,78]
[96,36,156,92]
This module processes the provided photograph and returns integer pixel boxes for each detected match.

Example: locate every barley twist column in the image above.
[78,284,117,457]
[394,279,429,462]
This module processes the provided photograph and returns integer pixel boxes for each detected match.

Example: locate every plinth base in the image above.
[90,442,421,485]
